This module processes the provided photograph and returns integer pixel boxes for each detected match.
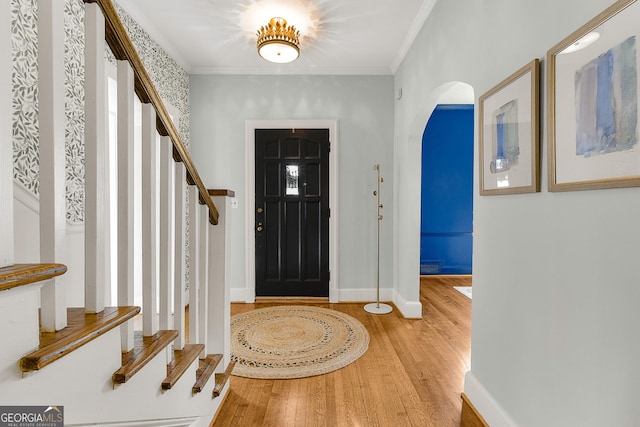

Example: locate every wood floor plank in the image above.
[212,276,471,426]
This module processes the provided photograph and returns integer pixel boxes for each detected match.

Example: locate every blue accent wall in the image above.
[420,104,474,275]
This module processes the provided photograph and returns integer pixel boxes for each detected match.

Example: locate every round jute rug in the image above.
[230,305,370,379]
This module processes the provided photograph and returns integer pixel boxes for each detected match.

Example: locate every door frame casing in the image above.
[245,119,339,303]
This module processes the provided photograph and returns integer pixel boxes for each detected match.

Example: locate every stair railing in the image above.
[2,0,232,400]
[82,0,219,355]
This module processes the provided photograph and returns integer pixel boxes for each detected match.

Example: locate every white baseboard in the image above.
[14,180,39,214]
[230,287,423,320]
[464,370,520,427]
[66,416,199,427]
[337,287,394,303]
[329,287,339,303]
[392,289,422,318]
[14,180,84,233]
[231,287,395,304]
[230,287,254,303]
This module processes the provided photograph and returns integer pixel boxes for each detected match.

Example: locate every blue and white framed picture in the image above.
[479,59,540,195]
[548,0,640,191]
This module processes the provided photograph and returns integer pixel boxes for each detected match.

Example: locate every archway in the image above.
[394,81,474,318]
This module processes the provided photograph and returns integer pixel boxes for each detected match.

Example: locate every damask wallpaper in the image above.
[11,0,192,224]
[12,0,39,197]
[114,2,191,150]
[64,0,86,223]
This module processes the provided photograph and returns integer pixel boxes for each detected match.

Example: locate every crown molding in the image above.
[190,65,393,76]
[390,0,438,73]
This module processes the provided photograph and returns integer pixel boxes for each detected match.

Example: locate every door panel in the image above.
[255,129,329,297]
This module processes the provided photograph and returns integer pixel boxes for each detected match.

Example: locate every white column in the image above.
[187,186,200,346]
[84,3,106,313]
[38,0,66,331]
[198,204,209,353]
[159,136,175,330]
[141,103,159,337]
[0,0,13,269]
[117,61,135,349]
[208,195,232,364]
[173,163,187,350]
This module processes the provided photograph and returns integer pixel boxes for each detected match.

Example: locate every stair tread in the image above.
[162,343,205,390]
[192,354,223,394]
[113,330,178,384]
[0,263,67,292]
[20,306,140,372]
[213,361,235,398]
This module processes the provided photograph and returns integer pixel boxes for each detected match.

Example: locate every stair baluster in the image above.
[38,0,67,332]
[117,59,137,349]
[84,2,107,314]
[141,102,160,338]
[198,203,210,353]
[173,161,187,350]
[188,185,201,347]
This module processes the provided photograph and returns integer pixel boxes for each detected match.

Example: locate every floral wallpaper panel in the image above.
[11,0,193,286]
[11,0,192,223]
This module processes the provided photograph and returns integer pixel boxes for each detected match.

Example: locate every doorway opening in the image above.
[254,128,330,297]
[245,120,339,302]
[420,104,474,275]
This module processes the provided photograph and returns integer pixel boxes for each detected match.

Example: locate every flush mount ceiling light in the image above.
[256,17,300,63]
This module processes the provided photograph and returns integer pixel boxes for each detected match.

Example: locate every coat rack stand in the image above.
[364,164,393,315]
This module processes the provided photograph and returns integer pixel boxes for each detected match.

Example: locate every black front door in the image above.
[255,129,330,297]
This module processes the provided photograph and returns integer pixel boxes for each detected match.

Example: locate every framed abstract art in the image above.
[479,59,540,195]
[548,0,640,191]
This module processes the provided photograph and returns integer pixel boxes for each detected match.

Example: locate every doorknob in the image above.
[257,226,263,232]
[257,207,263,213]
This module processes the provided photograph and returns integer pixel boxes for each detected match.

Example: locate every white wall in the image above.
[394,0,640,426]
[189,75,396,306]
[13,183,85,308]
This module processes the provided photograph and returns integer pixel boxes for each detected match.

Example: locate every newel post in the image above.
[207,190,235,364]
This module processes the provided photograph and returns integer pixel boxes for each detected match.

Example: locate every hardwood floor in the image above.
[212,276,471,427]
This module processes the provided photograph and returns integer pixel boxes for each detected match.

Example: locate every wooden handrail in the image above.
[208,189,236,198]
[84,0,219,224]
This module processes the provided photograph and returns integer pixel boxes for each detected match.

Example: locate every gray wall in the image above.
[189,74,395,301]
[394,0,640,426]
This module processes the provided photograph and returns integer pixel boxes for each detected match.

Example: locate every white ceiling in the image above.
[116,0,437,75]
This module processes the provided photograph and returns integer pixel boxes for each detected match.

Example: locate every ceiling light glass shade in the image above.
[257,17,300,63]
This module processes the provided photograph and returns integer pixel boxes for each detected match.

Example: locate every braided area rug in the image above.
[230,305,370,379]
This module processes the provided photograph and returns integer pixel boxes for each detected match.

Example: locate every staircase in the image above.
[0,1,233,426]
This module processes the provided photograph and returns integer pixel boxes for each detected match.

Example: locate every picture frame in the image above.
[479,59,540,195]
[548,0,640,192]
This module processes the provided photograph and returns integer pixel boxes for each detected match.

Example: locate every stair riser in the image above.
[0,284,43,365]
[1,326,226,425]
